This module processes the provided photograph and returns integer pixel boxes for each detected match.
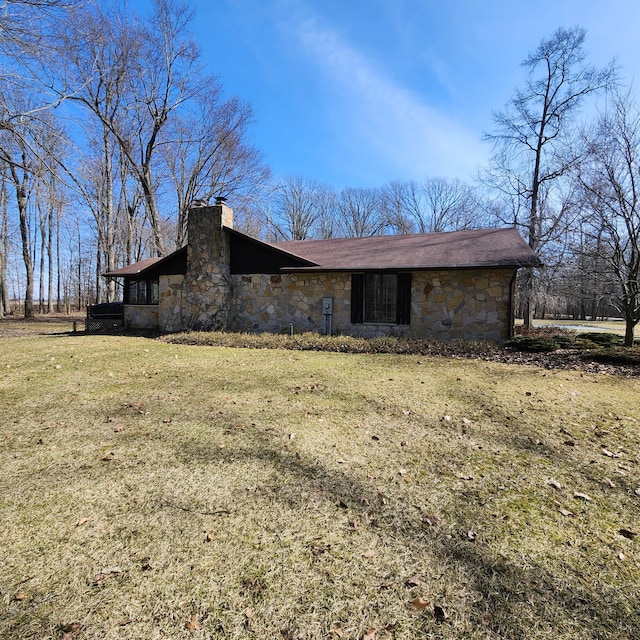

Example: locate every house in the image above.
[101,198,540,343]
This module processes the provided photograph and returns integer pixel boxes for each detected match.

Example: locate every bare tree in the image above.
[267,176,335,241]
[577,90,640,346]
[1,0,80,131]
[385,178,480,234]
[162,84,270,246]
[56,0,201,256]
[0,125,35,317]
[336,187,385,237]
[484,26,616,327]
[0,168,9,316]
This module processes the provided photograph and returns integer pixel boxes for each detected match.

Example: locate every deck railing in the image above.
[85,302,124,333]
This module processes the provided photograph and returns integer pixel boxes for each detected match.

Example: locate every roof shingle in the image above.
[273,228,539,271]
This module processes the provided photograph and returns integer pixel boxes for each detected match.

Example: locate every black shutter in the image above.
[351,273,364,323]
[396,272,412,325]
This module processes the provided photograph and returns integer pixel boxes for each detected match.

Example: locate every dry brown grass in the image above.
[1,320,639,639]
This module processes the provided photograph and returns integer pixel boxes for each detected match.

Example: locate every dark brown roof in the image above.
[272,228,540,271]
[104,226,539,279]
[104,257,162,277]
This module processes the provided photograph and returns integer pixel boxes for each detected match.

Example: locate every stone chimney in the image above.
[181,199,233,331]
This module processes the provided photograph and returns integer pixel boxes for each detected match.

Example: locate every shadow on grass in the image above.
[169,424,638,639]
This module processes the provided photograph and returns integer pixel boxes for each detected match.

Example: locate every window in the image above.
[351,272,411,324]
[126,278,159,304]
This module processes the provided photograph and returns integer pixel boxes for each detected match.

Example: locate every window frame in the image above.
[125,278,159,305]
[351,272,411,325]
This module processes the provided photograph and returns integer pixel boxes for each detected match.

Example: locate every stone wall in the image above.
[410,269,515,342]
[230,268,515,342]
[123,304,159,330]
[180,203,232,331]
[231,273,351,334]
[158,274,184,332]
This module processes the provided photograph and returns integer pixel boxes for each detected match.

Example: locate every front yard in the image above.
[1,320,638,639]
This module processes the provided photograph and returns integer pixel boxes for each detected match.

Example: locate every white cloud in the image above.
[285,9,489,182]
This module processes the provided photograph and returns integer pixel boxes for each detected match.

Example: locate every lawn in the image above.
[524,318,630,336]
[1,320,639,639]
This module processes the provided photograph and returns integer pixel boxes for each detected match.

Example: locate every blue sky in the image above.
[155,0,639,189]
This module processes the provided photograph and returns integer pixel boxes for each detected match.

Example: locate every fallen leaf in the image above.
[13,592,26,601]
[362,629,377,640]
[619,529,637,540]
[93,567,123,585]
[602,448,621,458]
[603,478,616,488]
[162,417,172,423]
[422,514,440,526]
[362,548,377,558]
[205,532,213,542]
[433,605,449,622]
[559,508,574,517]
[59,622,81,638]
[331,628,345,638]
[76,517,91,527]
[410,596,430,610]
[405,576,423,587]
[466,530,478,541]
[546,479,562,490]
[185,616,200,632]
[619,552,625,561]
[245,607,254,623]
[573,492,592,501]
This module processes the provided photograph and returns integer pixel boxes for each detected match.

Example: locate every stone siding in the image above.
[230,267,515,342]
[180,203,232,330]
[158,274,184,332]
[123,305,159,330]
[231,273,351,334]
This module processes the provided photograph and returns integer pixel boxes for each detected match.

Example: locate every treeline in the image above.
[0,4,639,344]
[0,0,269,315]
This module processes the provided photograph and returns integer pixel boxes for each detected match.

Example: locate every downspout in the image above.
[508,270,518,338]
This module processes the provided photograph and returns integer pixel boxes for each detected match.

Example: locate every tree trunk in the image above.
[624,310,636,347]
[47,205,54,314]
[10,163,34,318]
[0,175,8,317]
[521,268,535,328]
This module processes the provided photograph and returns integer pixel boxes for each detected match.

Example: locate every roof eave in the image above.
[280,259,540,273]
